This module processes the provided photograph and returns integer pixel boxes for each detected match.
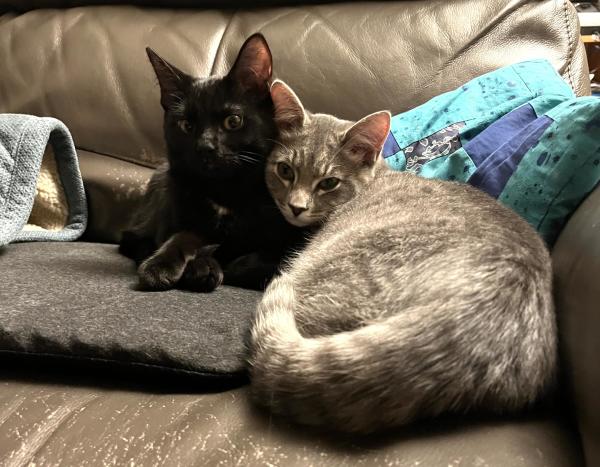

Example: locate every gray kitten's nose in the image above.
[289,204,307,217]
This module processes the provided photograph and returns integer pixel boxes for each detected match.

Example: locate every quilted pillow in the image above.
[383,60,600,246]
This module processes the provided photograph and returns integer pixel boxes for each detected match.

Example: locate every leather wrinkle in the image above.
[6,16,19,91]
[209,10,236,76]
[93,394,154,439]
[0,394,26,428]
[48,13,66,120]
[94,14,145,154]
[431,0,527,86]
[166,22,210,73]
[251,8,301,40]
[4,393,98,467]
[305,7,381,90]
[193,8,316,92]
[82,394,155,466]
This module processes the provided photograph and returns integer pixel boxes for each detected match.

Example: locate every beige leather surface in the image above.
[0,374,583,466]
[0,1,593,464]
[78,150,152,243]
[553,187,600,467]
[0,0,588,242]
[0,0,590,170]
[0,0,356,10]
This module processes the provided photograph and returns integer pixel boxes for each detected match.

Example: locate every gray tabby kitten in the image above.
[248,80,557,434]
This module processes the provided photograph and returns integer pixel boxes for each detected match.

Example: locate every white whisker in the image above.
[267,138,292,153]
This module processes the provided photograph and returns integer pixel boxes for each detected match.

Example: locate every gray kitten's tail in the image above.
[248,273,556,434]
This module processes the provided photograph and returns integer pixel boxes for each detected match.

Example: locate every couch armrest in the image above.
[552,186,600,467]
[78,150,153,243]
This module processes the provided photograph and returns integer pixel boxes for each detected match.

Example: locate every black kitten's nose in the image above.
[289,204,307,217]
[196,142,217,154]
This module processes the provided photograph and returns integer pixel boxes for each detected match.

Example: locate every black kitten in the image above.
[119,34,306,292]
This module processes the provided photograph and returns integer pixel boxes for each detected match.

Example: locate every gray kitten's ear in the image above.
[342,111,391,167]
[228,33,272,94]
[146,47,191,112]
[271,80,305,131]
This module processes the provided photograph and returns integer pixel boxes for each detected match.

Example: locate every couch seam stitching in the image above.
[562,0,575,89]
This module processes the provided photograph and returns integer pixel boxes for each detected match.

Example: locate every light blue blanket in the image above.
[0,114,87,246]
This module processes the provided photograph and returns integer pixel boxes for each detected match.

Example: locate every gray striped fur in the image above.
[248,84,556,433]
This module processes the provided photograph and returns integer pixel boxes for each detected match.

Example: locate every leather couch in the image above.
[0,0,596,465]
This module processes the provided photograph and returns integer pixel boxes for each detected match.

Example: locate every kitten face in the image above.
[266,80,391,227]
[266,115,363,227]
[163,76,275,176]
[147,34,276,177]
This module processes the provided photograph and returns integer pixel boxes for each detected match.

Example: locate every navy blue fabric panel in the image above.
[403,122,465,173]
[469,116,553,198]
[383,132,401,158]
[464,104,538,166]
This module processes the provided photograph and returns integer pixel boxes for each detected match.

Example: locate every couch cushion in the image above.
[1,1,588,243]
[0,242,260,383]
[0,1,589,170]
[0,369,584,466]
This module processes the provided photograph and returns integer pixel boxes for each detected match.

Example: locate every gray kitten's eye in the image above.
[277,162,295,181]
[178,120,192,134]
[223,114,243,131]
[318,177,340,191]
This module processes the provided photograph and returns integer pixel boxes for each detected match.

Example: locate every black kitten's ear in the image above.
[228,33,272,94]
[146,47,191,111]
[341,111,391,167]
[271,80,305,131]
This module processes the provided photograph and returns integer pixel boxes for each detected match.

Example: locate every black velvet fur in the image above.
[119,34,307,291]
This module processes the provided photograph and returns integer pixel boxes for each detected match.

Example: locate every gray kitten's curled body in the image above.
[248,81,556,434]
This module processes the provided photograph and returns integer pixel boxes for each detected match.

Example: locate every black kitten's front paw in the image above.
[137,254,186,291]
[179,253,224,293]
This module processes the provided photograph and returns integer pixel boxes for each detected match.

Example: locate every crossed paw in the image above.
[137,247,223,292]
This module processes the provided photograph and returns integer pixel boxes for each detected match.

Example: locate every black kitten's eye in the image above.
[178,120,192,134]
[277,162,295,181]
[318,177,340,191]
[223,114,243,131]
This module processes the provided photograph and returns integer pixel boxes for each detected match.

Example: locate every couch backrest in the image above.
[0,0,589,240]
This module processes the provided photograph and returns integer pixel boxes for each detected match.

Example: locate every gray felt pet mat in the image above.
[0,242,261,383]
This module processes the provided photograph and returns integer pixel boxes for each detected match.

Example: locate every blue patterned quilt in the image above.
[383,60,600,246]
